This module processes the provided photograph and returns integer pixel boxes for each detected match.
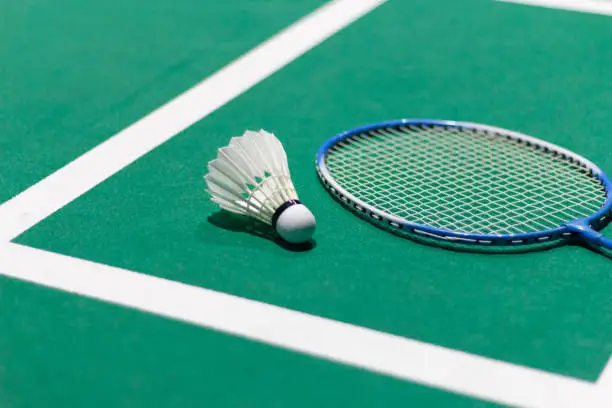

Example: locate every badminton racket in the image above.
[315,119,612,253]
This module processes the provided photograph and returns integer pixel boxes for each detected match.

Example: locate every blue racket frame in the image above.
[315,119,612,250]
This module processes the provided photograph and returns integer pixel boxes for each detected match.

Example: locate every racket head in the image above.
[316,119,612,250]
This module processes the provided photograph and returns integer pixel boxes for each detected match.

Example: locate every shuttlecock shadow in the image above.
[204,211,316,252]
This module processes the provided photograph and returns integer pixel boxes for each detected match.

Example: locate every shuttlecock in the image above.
[204,129,316,244]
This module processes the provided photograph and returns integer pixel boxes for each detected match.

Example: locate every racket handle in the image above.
[566,220,612,251]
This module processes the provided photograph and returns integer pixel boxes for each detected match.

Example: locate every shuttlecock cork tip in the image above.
[272,200,316,244]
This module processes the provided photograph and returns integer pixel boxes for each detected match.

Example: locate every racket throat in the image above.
[565,219,604,246]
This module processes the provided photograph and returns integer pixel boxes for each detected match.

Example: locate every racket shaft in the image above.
[600,236,612,251]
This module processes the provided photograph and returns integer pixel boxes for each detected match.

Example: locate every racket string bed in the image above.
[325,125,605,236]
[317,120,611,251]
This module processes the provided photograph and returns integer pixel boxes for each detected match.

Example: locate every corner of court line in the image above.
[0,1,610,406]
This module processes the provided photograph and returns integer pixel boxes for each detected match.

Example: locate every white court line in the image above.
[0,0,387,243]
[0,0,609,405]
[596,357,612,402]
[598,357,612,384]
[0,242,607,408]
[496,0,612,16]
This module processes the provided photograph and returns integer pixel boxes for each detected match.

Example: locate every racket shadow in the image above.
[373,218,565,255]
[203,210,316,252]
[382,218,612,257]
[321,184,563,255]
[567,239,612,259]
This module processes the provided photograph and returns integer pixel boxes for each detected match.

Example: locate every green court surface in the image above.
[2,0,612,407]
